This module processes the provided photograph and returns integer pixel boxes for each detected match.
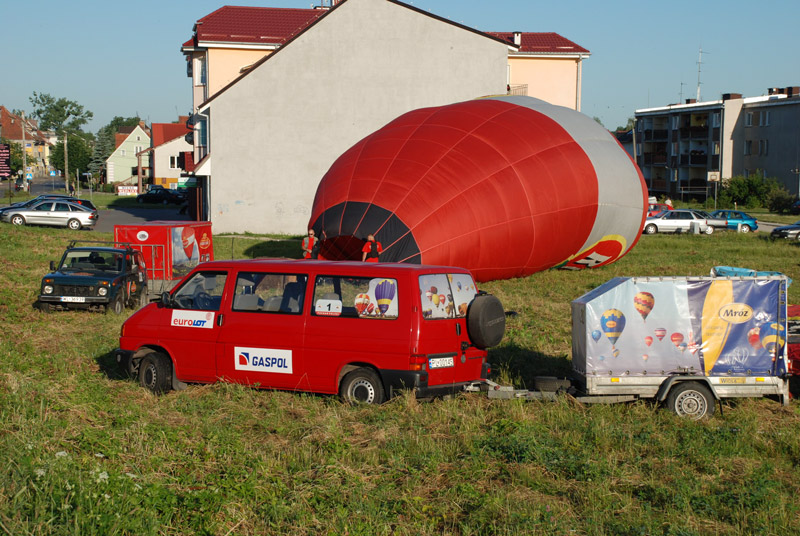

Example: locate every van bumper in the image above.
[382,363,490,398]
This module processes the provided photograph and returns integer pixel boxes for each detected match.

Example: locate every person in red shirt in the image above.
[302,229,318,259]
[361,234,383,262]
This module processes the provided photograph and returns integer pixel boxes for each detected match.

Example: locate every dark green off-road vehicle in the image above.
[37,242,149,314]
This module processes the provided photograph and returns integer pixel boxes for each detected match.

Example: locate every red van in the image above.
[116,259,505,403]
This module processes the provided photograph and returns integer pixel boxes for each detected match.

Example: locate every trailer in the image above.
[468,275,791,419]
[113,221,214,299]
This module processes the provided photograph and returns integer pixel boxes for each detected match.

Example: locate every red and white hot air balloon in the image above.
[308,96,647,282]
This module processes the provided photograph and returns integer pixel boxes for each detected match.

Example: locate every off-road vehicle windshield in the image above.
[59,250,123,273]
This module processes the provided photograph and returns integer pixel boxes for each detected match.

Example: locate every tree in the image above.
[50,134,92,180]
[615,117,635,131]
[718,172,784,209]
[28,92,93,134]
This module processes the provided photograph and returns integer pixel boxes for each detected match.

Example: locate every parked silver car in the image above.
[1,200,98,230]
[643,209,714,235]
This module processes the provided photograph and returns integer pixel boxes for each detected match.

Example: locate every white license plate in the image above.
[428,356,454,369]
[61,296,86,303]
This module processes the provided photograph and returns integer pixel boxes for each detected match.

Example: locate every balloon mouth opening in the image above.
[316,235,364,261]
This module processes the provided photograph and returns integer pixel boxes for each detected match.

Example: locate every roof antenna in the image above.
[696,46,708,102]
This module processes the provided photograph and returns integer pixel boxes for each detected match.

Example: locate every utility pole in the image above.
[64,132,69,193]
[21,112,27,180]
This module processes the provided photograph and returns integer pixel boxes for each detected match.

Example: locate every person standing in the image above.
[302,229,318,259]
[361,234,383,262]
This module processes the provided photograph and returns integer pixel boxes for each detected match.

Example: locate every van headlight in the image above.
[43,285,53,294]
[98,287,108,296]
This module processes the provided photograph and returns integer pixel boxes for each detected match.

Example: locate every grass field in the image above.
[1,224,800,535]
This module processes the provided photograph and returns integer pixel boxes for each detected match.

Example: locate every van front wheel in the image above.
[340,368,385,404]
[139,352,173,395]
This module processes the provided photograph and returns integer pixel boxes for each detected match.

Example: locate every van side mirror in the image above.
[161,292,172,307]
[50,260,56,271]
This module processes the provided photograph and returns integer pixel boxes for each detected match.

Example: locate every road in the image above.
[3,173,191,233]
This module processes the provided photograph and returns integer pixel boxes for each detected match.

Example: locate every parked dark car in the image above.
[709,210,758,233]
[770,221,800,241]
[790,200,800,215]
[37,244,149,314]
[137,189,184,205]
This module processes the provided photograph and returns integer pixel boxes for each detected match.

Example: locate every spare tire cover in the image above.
[466,294,505,349]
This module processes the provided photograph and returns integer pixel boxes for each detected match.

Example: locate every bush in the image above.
[766,187,795,213]
[719,173,786,210]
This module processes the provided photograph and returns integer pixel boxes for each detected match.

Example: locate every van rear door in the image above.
[417,272,486,387]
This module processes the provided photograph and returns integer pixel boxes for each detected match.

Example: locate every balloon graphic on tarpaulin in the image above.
[670,332,684,348]
[591,330,602,343]
[633,292,654,322]
[375,279,396,316]
[307,96,647,282]
[654,328,666,341]
[747,327,761,349]
[600,309,626,349]
[760,323,785,356]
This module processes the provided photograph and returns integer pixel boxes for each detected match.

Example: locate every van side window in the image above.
[419,273,477,319]
[173,271,227,311]
[232,272,307,314]
[312,276,398,319]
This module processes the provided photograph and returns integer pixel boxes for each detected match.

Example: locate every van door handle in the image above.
[216,313,224,327]
[456,323,461,335]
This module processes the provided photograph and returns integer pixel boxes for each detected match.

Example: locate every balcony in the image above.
[506,84,528,96]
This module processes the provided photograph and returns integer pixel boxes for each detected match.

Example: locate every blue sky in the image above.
[1,0,797,133]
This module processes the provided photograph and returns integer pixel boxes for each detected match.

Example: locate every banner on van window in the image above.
[418,273,477,319]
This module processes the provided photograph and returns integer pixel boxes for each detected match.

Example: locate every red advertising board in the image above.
[0,144,11,178]
[114,221,214,281]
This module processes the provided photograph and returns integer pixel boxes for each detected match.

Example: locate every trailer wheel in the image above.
[340,368,385,404]
[466,293,506,349]
[666,382,714,419]
[139,352,172,394]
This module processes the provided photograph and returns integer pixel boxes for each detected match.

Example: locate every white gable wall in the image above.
[205,0,508,234]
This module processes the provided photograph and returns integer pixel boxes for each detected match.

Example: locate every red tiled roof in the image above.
[487,32,589,54]
[191,6,324,46]
[151,122,191,147]
[0,106,47,142]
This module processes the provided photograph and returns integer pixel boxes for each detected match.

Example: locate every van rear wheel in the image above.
[340,368,384,404]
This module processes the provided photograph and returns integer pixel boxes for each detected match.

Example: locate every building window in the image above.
[759,140,769,156]
[120,149,126,157]
[744,140,752,155]
[760,111,770,126]
[134,145,143,155]
[195,56,207,85]
[745,112,753,127]
[671,116,679,129]
[170,156,178,169]
[712,113,720,127]
[713,142,720,155]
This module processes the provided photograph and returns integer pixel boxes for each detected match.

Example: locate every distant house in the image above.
[0,106,54,173]
[487,32,590,111]
[106,123,151,184]
[149,119,192,188]
[182,0,520,233]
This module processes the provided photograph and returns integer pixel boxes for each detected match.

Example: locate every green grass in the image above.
[1,225,800,534]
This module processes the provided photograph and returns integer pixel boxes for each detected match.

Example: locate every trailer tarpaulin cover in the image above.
[572,277,788,377]
[308,96,647,282]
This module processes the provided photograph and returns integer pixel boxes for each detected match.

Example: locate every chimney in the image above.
[768,87,783,96]
[722,93,742,101]
[786,86,800,97]
[513,32,522,46]
[685,99,697,104]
